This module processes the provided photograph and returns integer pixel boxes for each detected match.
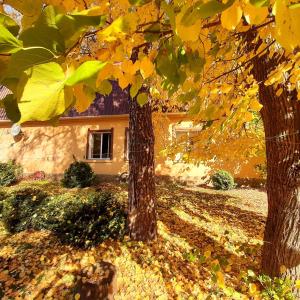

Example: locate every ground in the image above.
[0,180,268,299]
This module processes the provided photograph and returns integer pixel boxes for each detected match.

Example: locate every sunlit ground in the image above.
[0,181,267,299]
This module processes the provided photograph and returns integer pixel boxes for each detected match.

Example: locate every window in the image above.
[124,128,129,161]
[87,130,113,160]
[173,126,202,152]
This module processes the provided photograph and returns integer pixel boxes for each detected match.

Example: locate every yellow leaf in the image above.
[74,84,94,113]
[157,294,168,300]
[280,265,287,274]
[276,88,283,97]
[118,73,134,89]
[204,250,211,259]
[75,293,80,300]
[249,283,257,295]
[174,283,182,293]
[273,0,300,52]
[140,57,154,79]
[249,100,263,112]
[225,265,232,272]
[243,3,269,25]
[176,9,201,42]
[216,271,225,288]
[121,60,140,76]
[221,1,243,30]
[98,15,136,41]
[296,279,300,289]
[244,111,253,122]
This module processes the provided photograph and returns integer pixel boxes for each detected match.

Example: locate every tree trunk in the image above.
[251,43,300,290]
[128,91,157,241]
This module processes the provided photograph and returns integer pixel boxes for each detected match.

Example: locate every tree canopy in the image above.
[0,0,299,126]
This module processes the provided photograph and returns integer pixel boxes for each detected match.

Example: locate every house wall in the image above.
[0,114,264,182]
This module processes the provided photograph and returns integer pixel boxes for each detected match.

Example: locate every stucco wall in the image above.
[0,114,264,181]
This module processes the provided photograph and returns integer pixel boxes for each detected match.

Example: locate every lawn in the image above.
[0,180,267,299]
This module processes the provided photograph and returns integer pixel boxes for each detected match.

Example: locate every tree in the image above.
[128,88,157,240]
[1,0,300,291]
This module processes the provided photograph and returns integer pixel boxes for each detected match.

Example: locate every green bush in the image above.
[33,191,126,247]
[211,170,235,190]
[0,161,22,187]
[2,187,48,232]
[0,189,7,215]
[2,187,126,247]
[62,161,95,188]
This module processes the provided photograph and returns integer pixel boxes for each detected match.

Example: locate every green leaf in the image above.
[2,94,21,123]
[249,0,269,7]
[19,24,65,54]
[18,62,73,123]
[187,51,205,73]
[98,80,112,96]
[137,92,148,106]
[18,6,63,54]
[65,61,107,87]
[0,13,20,35]
[0,56,9,80]
[161,2,176,30]
[0,24,23,54]
[56,14,106,48]
[181,0,235,26]
[129,0,151,6]
[36,5,58,27]
[144,23,161,42]
[289,2,300,9]
[130,75,143,98]
[6,47,55,78]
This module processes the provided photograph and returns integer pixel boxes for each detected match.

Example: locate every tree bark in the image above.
[128,91,157,241]
[251,42,300,291]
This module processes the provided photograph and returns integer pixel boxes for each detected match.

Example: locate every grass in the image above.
[0,180,268,299]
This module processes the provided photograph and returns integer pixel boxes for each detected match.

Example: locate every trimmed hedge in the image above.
[1,187,126,247]
[211,170,235,190]
[62,161,95,188]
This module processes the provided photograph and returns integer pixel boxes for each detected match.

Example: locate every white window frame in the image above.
[87,130,112,160]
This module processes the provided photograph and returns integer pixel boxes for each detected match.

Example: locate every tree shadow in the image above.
[126,209,261,297]
[165,186,266,239]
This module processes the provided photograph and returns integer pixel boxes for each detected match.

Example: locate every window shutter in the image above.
[86,129,91,159]
[110,128,114,160]
[124,127,129,161]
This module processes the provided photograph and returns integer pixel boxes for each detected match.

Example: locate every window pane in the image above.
[101,133,111,159]
[92,133,101,158]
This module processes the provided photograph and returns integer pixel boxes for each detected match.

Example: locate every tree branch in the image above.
[204,40,276,84]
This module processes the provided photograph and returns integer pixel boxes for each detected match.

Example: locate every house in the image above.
[0,84,263,183]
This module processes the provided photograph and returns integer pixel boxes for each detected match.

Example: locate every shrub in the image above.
[33,191,126,247]
[2,186,126,247]
[0,161,22,187]
[2,187,48,232]
[62,161,95,188]
[211,170,235,190]
[0,189,7,215]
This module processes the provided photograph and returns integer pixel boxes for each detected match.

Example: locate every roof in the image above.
[0,81,129,122]
[67,81,129,118]
[0,86,11,121]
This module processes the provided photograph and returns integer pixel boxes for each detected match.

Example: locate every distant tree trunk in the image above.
[128,90,157,241]
[251,39,300,293]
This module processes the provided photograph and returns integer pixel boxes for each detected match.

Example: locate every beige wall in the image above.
[0,114,264,181]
